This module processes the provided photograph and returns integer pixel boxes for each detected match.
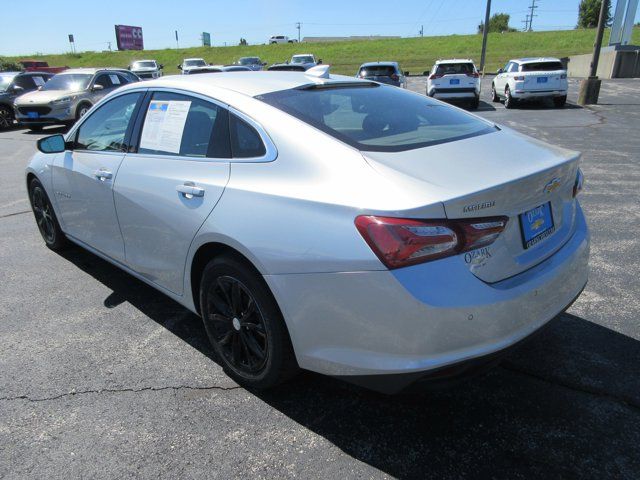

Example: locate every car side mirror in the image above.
[262,62,267,66]
[37,134,66,154]
[403,71,409,76]
[177,65,182,70]
[318,59,323,64]
[159,64,164,69]
[497,68,504,74]
[10,85,24,93]
[91,84,104,91]
[127,66,131,70]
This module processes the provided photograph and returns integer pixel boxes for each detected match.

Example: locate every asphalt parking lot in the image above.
[1,76,639,479]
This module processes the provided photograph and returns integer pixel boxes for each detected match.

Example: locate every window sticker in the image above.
[109,74,121,85]
[139,100,192,154]
[32,76,45,87]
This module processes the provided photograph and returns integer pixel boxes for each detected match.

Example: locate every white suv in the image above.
[268,35,296,44]
[491,57,568,109]
[427,59,481,109]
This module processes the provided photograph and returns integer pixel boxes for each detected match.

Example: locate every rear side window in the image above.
[13,76,37,90]
[138,92,231,158]
[93,74,113,89]
[521,62,564,72]
[230,114,266,158]
[435,63,474,75]
[257,85,495,152]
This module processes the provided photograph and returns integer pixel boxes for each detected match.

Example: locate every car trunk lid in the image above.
[361,128,581,282]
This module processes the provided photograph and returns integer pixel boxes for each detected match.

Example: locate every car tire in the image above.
[0,105,14,130]
[504,86,515,109]
[491,83,500,102]
[199,254,299,390]
[76,103,91,120]
[553,95,567,108]
[28,177,68,251]
[470,95,480,109]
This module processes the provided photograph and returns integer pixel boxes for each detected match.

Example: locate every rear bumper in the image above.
[428,87,479,99]
[264,204,589,391]
[512,89,567,99]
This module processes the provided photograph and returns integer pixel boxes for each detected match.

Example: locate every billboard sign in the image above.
[114,25,144,51]
[202,32,211,47]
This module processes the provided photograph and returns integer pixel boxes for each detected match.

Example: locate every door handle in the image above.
[94,168,113,181]
[176,182,205,198]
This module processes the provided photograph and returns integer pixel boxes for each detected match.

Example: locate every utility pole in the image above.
[578,0,608,105]
[419,25,424,37]
[479,0,491,73]
[175,30,179,49]
[527,0,539,31]
[296,22,302,42]
[521,14,530,31]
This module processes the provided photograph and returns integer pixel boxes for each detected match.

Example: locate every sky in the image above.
[1,0,639,55]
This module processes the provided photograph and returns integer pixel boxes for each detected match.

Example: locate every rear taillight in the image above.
[466,72,480,78]
[429,74,442,80]
[514,75,525,81]
[355,216,508,269]
[573,168,584,197]
[390,73,399,81]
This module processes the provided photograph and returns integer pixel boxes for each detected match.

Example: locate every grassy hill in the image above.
[3,28,639,76]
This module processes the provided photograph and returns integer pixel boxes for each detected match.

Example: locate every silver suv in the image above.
[14,68,139,131]
[129,60,163,80]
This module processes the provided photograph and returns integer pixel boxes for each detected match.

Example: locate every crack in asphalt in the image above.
[500,362,640,414]
[0,210,30,219]
[0,384,242,403]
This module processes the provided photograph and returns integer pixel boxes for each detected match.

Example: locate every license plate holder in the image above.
[449,78,460,85]
[537,77,548,83]
[519,202,555,249]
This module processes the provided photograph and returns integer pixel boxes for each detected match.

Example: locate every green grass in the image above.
[3,27,639,76]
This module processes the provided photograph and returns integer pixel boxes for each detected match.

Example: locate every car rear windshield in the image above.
[520,61,564,72]
[291,56,314,64]
[359,66,396,77]
[239,57,260,65]
[133,61,156,68]
[256,84,495,152]
[435,63,474,75]
[41,74,92,91]
[185,59,207,67]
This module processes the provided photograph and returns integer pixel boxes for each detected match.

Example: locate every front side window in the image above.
[41,74,92,91]
[75,92,142,151]
[138,92,230,158]
[257,85,495,152]
[507,62,519,73]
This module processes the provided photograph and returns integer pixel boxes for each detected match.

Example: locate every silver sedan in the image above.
[26,70,589,393]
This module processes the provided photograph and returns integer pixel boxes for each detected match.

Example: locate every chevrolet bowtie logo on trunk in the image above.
[543,178,562,194]
[463,200,495,213]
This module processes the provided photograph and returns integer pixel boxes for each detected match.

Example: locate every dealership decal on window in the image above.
[139,100,191,154]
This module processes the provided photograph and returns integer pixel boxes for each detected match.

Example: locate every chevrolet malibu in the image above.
[26,69,589,393]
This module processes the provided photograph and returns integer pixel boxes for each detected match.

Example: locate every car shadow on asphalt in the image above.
[56,245,640,479]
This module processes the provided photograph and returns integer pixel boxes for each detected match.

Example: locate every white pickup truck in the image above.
[491,57,568,108]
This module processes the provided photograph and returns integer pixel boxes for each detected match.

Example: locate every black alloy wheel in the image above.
[207,275,269,374]
[29,178,67,250]
[200,255,298,389]
[0,105,13,129]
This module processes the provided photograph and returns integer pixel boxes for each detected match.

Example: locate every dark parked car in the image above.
[0,71,53,129]
[356,62,406,88]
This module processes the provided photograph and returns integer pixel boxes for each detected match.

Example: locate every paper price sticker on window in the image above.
[32,76,45,87]
[139,100,191,154]
[109,74,121,85]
